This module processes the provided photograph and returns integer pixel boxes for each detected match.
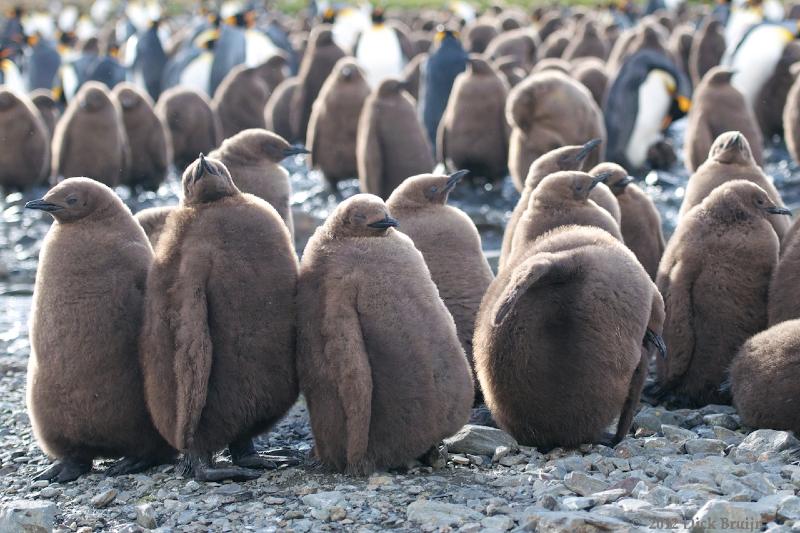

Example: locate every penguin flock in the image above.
[3,0,800,482]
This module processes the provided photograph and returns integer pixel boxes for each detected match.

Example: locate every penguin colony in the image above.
[4,0,800,481]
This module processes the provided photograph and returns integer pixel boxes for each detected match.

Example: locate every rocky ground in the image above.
[2,128,800,532]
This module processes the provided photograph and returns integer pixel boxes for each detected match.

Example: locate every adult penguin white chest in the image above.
[332,7,370,52]
[244,29,279,67]
[625,70,675,169]
[180,52,214,96]
[0,59,24,94]
[727,24,794,111]
[356,24,404,88]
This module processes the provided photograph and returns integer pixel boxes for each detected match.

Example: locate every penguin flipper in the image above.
[436,119,448,166]
[658,258,699,389]
[358,114,383,196]
[492,252,571,326]
[688,118,714,172]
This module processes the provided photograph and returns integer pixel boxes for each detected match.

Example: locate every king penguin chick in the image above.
[155,87,221,172]
[769,217,800,325]
[689,17,726,87]
[264,77,300,142]
[679,131,790,240]
[0,88,49,190]
[499,140,602,272]
[357,79,435,199]
[730,319,800,435]
[140,155,299,481]
[297,194,474,475]
[210,128,308,240]
[135,206,174,249]
[590,163,665,280]
[473,225,666,449]
[386,171,494,400]
[26,178,174,482]
[656,180,790,407]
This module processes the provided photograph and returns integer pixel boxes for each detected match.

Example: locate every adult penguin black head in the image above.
[371,6,386,25]
[322,7,336,24]
[433,25,460,50]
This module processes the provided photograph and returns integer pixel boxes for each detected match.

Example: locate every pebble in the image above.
[443,425,519,456]
[135,504,157,529]
[685,439,726,455]
[0,499,57,532]
[563,471,610,496]
[732,430,800,463]
[406,500,484,527]
[90,488,118,508]
[691,499,763,532]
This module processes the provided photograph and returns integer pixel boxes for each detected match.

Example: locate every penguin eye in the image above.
[575,185,583,192]
[429,186,438,194]
[756,197,765,205]
[66,196,78,206]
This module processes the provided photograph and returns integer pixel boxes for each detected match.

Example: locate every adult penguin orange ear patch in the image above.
[678,95,691,113]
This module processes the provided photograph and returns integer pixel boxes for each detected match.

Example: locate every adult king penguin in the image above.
[354,7,407,88]
[125,18,167,102]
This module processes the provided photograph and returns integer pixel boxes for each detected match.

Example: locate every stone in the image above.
[617,499,652,512]
[520,510,630,531]
[135,504,157,529]
[703,414,739,431]
[662,424,698,443]
[684,439,726,455]
[778,496,800,521]
[329,506,346,521]
[302,491,344,510]
[481,515,514,531]
[90,488,118,508]
[406,500,483,528]
[0,500,57,533]
[492,446,511,463]
[732,430,800,463]
[561,497,597,511]
[444,425,519,456]
[591,489,627,504]
[563,472,610,497]
[691,499,763,532]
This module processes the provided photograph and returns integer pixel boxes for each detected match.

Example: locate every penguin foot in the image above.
[646,140,677,170]
[179,454,261,482]
[228,438,300,470]
[469,404,498,427]
[597,431,621,448]
[105,456,160,477]
[418,444,447,470]
[33,458,92,483]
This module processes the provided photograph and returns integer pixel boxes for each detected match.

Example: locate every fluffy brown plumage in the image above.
[656,180,789,407]
[297,194,473,475]
[154,86,220,172]
[754,41,800,139]
[474,225,664,448]
[0,88,49,190]
[769,217,800,325]
[783,65,800,166]
[689,18,725,87]
[135,206,175,249]
[264,77,299,142]
[463,20,500,54]
[571,58,608,108]
[30,89,59,140]
[26,178,173,482]
[51,82,129,186]
[484,28,538,70]
[563,20,607,61]
[140,155,298,481]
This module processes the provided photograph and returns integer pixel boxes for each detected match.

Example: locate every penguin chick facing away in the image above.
[154,87,221,172]
[506,171,623,271]
[210,128,308,241]
[590,163,665,280]
[30,89,59,140]
[135,206,175,250]
[656,180,790,407]
[0,88,49,190]
[769,217,800,325]
[26,178,174,482]
[474,225,666,449]
[140,155,299,481]
[51,81,130,187]
[499,140,602,272]
[387,170,494,401]
[730,319,800,435]
[297,194,474,475]
[679,131,790,240]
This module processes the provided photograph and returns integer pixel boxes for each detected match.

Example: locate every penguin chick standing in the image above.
[357,79,435,200]
[155,86,221,172]
[297,194,474,475]
[112,83,171,192]
[30,89,59,140]
[210,128,308,240]
[135,206,174,249]
[307,59,371,191]
[679,131,790,240]
[0,88,49,190]
[51,81,129,187]
[140,155,299,481]
[437,55,509,182]
[474,225,665,448]
[689,18,726,87]
[590,163,665,280]
[656,180,790,407]
[684,68,763,172]
[769,223,800,325]
[264,77,299,142]
[386,171,493,397]
[26,178,174,482]
[782,64,800,166]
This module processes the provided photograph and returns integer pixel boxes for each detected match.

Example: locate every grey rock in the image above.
[136,504,157,529]
[0,500,57,533]
[302,491,344,510]
[406,500,483,527]
[562,497,598,511]
[481,515,513,531]
[732,430,800,463]
[519,510,631,531]
[591,489,627,504]
[90,489,118,508]
[703,414,739,431]
[778,496,800,521]
[564,472,611,497]
[691,499,763,532]
[684,439,726,455]
[662,424,698,443]
[444,425,518,456]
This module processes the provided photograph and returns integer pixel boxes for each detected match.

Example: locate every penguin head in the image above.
[371,7,386,25]
[534,171,609,206]
[590,163,634,197]
[322,7,336,23]
[0,88,20,112]
[708,131,757,166]
[76,82,112,112]
[376,78,411,98]
[526,139,602,186]
[388,170,469,207]
[194,28,220,50]
[433,25,459,45]
[182,154,240,205]
[706,180,791,222]
[335,59,366,83]
[219,129,309,163]
[332,194,399,237]
[467,54,492,75]
[113,84,146,110]
[703,66,736,86]
[25,178,121,224]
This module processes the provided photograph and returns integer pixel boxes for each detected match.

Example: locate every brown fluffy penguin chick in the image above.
[590,163,665,279]
[730,320,800,434]
[563,20,607,61]
[679,131,790,240]
[140,155,299,481]
[463,20,500,54]
[210,128,306,240]
[783,65,800,166]
[571,58,609,108]
[307,59,371,191]
[357,79,435,200]
[26,178,174,482]
[656,181,790,407]
[0,88,49,190]
[290,25,346,142]
[297,194,473,475]
[506,71,606,192]
[484,28,538,70]
[437,56,509,182]
[264,77,299,142]
[51,82,129,187]
[154,87,220,172]
[386,171,494,398]
[112,83,171,192]
[135,206,175,249]
[499,140,601,272]
[212,55,288,139]
[474,225,665,449]
[689,18,726,88]
[684,68,763,172]
[30,89,59,140]
[769,220,800,325]
[506,171,623,270]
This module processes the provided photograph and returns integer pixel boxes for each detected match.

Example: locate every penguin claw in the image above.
[105,456,159,477]
[233,452,300,470]
[193,464,262,482]
[34,458,91,483]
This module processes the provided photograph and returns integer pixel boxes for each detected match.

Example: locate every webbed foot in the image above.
[228,438,300,470]
[34,458,92,483]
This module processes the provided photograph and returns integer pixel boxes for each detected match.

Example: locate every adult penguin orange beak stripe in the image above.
[677,95,691,113]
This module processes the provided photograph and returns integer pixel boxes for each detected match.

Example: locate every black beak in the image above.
[589,171,612,191]
[445,169,469,191]
[766,206,792,216]
[198,153,217,176]
[283,146,310,158]
[367,215,399,229]
[575,138,602,162]
[645,328,667,360]
[614,176,635,190]
[25,199,63,212]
